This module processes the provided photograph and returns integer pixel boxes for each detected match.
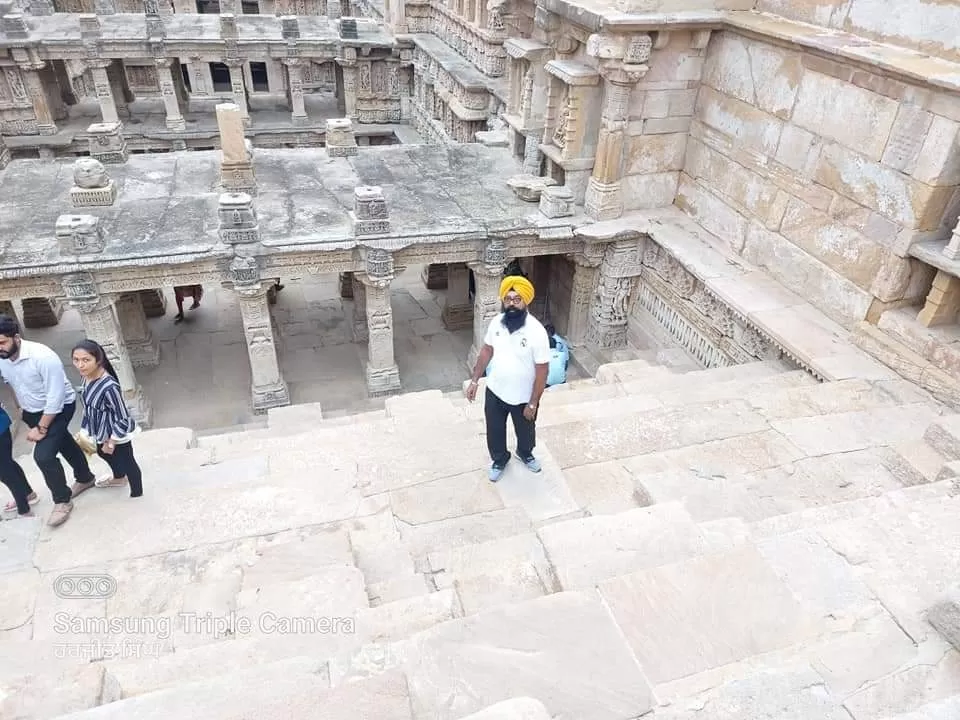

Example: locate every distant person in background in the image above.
[173,284,203,323]
[543,324,569,388]
[72,340,143,499]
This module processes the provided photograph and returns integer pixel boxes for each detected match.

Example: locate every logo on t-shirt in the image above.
[520,338,528,347]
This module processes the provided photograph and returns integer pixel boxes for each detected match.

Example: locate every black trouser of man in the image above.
[22,402,95,505]
[484,387,536,468]
[0,427,32,514]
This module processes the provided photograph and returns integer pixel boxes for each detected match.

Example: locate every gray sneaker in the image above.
[47,502,74,527]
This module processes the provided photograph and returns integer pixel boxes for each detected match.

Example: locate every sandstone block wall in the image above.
[623,31,705,211]
[678,31,960,328]
[755,0,960,64]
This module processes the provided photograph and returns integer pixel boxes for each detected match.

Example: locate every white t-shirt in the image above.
[484,313,551,405]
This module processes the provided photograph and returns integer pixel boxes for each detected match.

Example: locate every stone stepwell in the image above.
[4,351,960,719]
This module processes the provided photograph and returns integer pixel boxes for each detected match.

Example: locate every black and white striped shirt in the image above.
[80,373,136,444]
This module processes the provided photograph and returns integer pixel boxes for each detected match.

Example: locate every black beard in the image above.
[0,338,19,359]
[502,307,527,333]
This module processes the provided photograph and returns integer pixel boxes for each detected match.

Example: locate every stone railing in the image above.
[404,0,508,78]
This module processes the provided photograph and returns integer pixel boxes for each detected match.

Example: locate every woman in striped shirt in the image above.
[71,340,143,498]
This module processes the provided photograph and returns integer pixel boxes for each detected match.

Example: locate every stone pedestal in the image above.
[139,289,167,318]
[442,262,473,330]
[326,117,358,157]
[87,122,128,164]
[216,103,255,193]
[350,185,390,236]
[919,270,960,328]
[339,272,354,299]
[235,277,289,413]
[56,214,105,255]
[72,293,152,428]
[421,264,448,290]
[70,157,116,208]
[351,273,367,342]
[539,185,575,218]
[21,297,63,329]
[116,292,159,366]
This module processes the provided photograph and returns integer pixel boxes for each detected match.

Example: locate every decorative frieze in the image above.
[56,214,105,255]
[70,157,116,207]
[86,121,128,164]
[218,193,260,245]
[350,185,390,236]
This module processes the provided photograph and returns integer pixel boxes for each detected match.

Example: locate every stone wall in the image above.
[678,30,960,328]
[623,30,706,211]
[755,0,960,63]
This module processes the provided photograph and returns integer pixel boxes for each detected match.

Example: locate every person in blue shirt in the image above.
[0,402,34,517]
[544,324,569,387]
[486,322,569,388]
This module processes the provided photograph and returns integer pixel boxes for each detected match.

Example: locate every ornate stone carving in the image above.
[86,121,127,164]
[350,186,390,236]
[539,185,575,218]
[56,214,105,255]
[69,158,116,207]
[230,255,260,286]
[365,247,394,282]
[218,193,260,245]
[62,272,98,302]
[625,34,653,65]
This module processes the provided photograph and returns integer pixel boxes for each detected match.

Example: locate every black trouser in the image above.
[97,441,143,498]
[0,427,32,514]
[22,402,95,505]
[484,387,536,467]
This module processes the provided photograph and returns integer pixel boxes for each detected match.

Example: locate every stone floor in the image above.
[12,264,487,451]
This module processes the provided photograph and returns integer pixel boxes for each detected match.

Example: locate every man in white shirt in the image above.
[466,274,550,482]
[0,314,96,527]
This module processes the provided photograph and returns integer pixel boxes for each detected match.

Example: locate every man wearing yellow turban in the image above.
[465,273,551,482]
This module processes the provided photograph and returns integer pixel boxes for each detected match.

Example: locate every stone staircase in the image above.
[3,356,960,720]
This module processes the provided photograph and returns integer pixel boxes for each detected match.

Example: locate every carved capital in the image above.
[154,57,174,69]
[364,247,394,282]
[229,254,260,287]
[62,272,99,303]
[599,60,648,86]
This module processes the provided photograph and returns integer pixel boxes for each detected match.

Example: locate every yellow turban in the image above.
[499,275,535,305]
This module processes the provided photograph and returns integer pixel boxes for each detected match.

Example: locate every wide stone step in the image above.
[599,358,792,386]
[53,659,412,720]
[460,698,553,720]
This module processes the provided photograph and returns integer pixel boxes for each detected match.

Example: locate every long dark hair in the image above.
[72,339,119,382]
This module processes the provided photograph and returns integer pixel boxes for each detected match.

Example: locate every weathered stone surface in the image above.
[538,502,711,590]
[599,545,821,684]
[1,665,111,720]
[399,591,653,719]
[564,461,644,515]
[389,470,504,525]
[625,132,688,174]
[926,586,960,652]
[676,176,750,252]
[399,507,534,565]
[459,698,552,720]
[790,70,899,161]
[697,85,785,156]
[491,442,580,522]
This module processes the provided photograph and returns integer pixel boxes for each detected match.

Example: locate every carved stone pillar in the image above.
[442,262,473,331]
[89,61,120,125]
[336,49,358,121]
[351,272,367,342]
[19,62,57,135]
[155,58,186,131]
[918,270,960,327]
[584,62,648,221]
[116,292,159,366]
[0,134,9,169]
[230,257,290,412]
[63,274,152,427]
[21,297,63,328]
[586,240,640,349]
[467,239,508,367]
[282,59,308,126]
[357,249,400,396]
[566,248,603,344]
[223,59,250,123]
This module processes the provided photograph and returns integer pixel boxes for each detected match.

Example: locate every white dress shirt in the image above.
[0,339,75,414]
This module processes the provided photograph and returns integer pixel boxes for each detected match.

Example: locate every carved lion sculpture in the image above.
[73,158,109,189]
